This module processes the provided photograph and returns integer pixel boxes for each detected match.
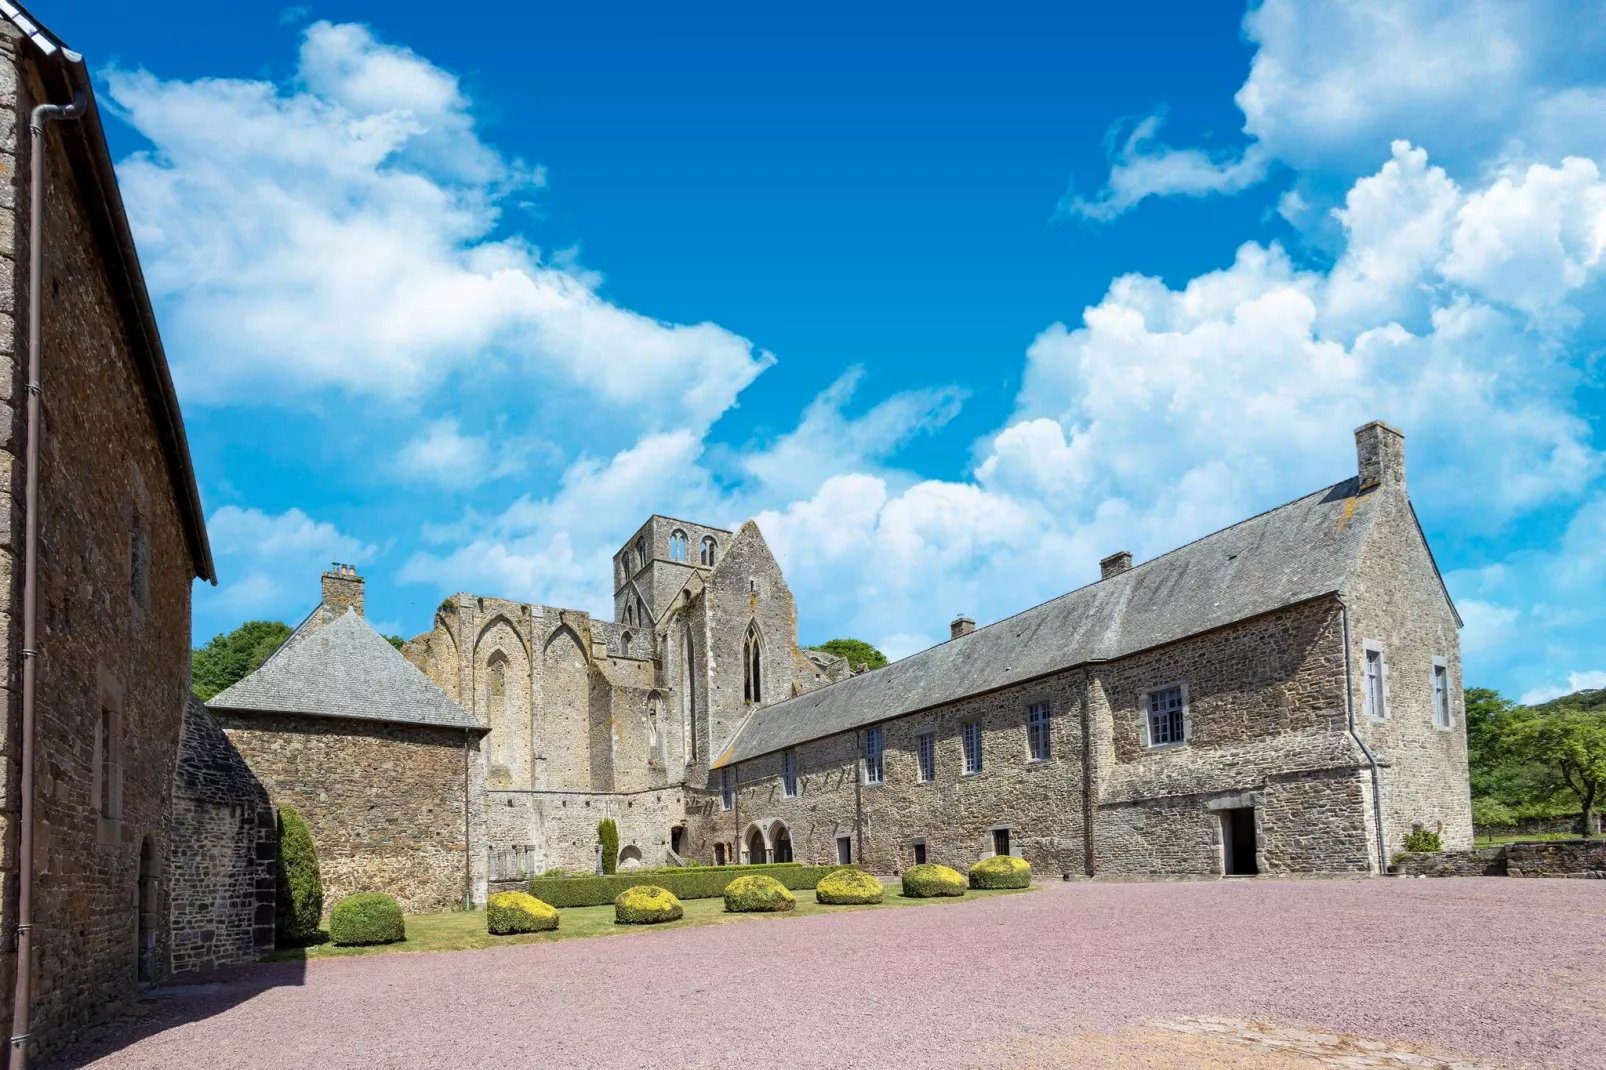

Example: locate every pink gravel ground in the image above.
[47,878,1606,1069]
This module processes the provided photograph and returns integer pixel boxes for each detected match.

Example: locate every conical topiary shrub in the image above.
[329,892,406,947]
[487,891,559,935]
[968,855,1032,889]
[614,884,683,924]
[723,874,795,913]
[815,868,884,905]
[900,863,966,898]
[275,806,323,946]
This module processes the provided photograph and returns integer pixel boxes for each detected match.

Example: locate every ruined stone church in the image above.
[197,421,1472,937]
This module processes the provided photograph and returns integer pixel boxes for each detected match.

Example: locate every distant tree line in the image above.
[192,619,407,700]
[1468,686,1606,838]
[808,638,887,672]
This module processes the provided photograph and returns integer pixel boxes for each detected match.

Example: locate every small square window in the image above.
[1146,686,1186,747]
[1027,702,1051,760]
[962,723,982,774]
[917,732,936,782]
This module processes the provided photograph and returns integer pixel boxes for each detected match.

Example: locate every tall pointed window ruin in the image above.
[743,621,762,704]
[700,536,717,566]
[681,621,698,760]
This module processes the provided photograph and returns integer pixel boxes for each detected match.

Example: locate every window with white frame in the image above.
[720,768,733,810]
[1146,685,1186,747]
[1432,660,1450,728]
[781,749,798,797]
[1365,646,1387,719]
[917,732,936,782]
[961,722,982,774]
[1027,701,1051,760]
[864,726,884,784]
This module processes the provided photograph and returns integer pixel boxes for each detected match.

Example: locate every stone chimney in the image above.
[1356,421,1405,491]
[321,562,365,618]
[950,616,975,640]
[1100,551,1133,580]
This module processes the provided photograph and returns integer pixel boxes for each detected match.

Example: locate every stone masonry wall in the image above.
[213,711,485,913]
[485,787,685,875]
[0,30,200,1060]
[1344,447,1474,855]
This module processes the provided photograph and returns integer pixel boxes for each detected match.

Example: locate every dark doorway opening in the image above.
[747,829,766,864]
[992,827,1011,858]
[912,842,927,865]
[670,826,686,856]
[1223,808,1258,876]
[836,836,852,865]
[714,843,726,865]
[772,826,794,863]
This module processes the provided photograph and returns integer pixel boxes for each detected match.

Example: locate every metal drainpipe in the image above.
[1338,597,1389,873]
[463,728,472,911]
[10,88,89,1070]
[853,730,863,865]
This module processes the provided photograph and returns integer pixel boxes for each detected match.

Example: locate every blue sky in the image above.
[58,1,1606,702]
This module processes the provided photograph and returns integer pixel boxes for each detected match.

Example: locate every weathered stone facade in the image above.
[0,16,215,1062]
[211,710,484,915]
[167,699,274,974]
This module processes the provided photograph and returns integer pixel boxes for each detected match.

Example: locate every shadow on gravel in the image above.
[40,958,307,1070]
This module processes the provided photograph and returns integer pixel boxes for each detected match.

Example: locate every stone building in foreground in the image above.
[208,421,1469,907]
[0,8,215,1062]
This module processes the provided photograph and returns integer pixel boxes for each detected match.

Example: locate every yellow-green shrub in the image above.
[815,868,884,905]
[487,891,559,934]
[968,855,1032,889]
[901,863,966,898]
[614,884,684,924]
[723,874,795,913]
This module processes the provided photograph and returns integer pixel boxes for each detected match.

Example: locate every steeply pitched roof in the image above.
[1,3,214,582]
[716,477,1380,766]
[175,695,268,805]
[208,609,482,731]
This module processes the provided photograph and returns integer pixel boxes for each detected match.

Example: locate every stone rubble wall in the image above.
[485,788,685,875]
[1393,840,1606,877]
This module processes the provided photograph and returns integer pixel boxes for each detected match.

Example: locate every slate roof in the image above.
[716,477,1382,766]
[208,609,482,731]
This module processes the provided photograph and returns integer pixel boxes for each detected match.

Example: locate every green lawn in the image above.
[1472,832,1593,846]
[266,885,1034,962]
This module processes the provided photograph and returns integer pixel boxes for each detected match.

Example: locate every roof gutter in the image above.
[10,78,88,1070]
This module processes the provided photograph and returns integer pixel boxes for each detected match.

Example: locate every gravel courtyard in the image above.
[50,878,1605,1070]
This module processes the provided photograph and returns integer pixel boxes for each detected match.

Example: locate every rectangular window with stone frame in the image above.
[1145,685,1186,747]
[720,768,733,810]
[864,726,884,784]
[1432,659,1451,728]
[961,722,982,774]
[1364,644,1388,720]
[917,732,936,782]
[1027,701,1051,760]
[781,749,799,798]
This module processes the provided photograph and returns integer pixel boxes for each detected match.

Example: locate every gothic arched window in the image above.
[681,621,698,760]
[636,536,647,569]
[700,536,717,567]
[621,631,633,656]
[670,530,688,562]
[743,621,762,704]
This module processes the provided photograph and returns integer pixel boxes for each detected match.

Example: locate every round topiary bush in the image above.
[815,868,884,905]
[723,874,796,913]
[901,863,966,898]
[487,891,559,935]
[614,884,684,925]
[329,892,405,947]
[968,855,1032,889]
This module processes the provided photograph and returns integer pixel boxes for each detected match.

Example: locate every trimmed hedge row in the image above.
[529,864,849,908]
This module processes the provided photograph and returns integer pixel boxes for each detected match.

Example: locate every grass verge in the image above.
[265,885,1035,962]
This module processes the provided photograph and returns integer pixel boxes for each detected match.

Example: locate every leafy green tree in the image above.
[809,638,887,672]
[597,818,619,875]
[275,807,324,946]
[191,620,293,700]
[1510,708,1606,838]
[386,635,406,651]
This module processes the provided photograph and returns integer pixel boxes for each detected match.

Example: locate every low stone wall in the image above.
[1394,847,1506,877]
[1474,813,1602,839]
[1506,840,1606,878]
[1395,839,1605,878]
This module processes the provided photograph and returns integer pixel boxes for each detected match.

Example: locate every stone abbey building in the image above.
[201,421,1472,921]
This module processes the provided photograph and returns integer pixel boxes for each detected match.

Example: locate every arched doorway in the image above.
[746,827,768,864]
[618,845,644,869]
[771,823,793,864]
[670,825,686,856]
[137,836,158,982]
